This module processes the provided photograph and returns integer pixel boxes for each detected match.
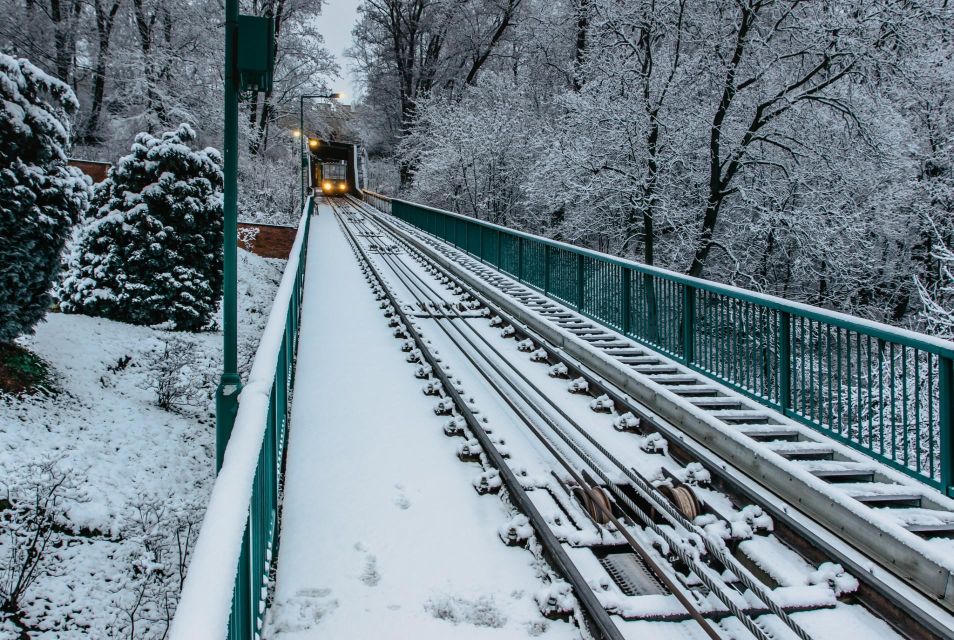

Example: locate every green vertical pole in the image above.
[779,311,792,415]
[682,285,695,364]
[495,229,501,268]
[576,253,584,311]
[216,0,241,472]
[621,268,631,335]
[518,236,524,282]
[940,356,954,496]
[299,96,304,208]
[543,245,550,295]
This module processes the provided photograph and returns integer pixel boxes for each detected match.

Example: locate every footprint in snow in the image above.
[267,587,337,633]
[361,555,381,586]
[393,493,411,510]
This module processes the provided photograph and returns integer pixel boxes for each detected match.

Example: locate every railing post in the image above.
[621,268,631,335]
[577,253,585,312]
[518,236,524,282]
[544,245,550,295]
[779,311,792,415]
[682,285,696,364]
[940,356,954,496]
[496,229,501,268]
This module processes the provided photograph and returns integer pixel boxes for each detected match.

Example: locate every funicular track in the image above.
[330,196,954,640]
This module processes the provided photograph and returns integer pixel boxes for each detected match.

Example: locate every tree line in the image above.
[351,0,954,335]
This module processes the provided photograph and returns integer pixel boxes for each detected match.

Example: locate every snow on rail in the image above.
[168,202,310,640]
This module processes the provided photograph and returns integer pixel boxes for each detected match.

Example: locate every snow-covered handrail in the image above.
[169,198,313,640]
[385,197,954,497]
[360,189,392,214]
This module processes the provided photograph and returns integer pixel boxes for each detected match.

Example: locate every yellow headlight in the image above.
[323,181,332,190]
[338,182,347,190]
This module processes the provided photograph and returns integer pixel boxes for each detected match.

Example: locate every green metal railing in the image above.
[362,192,954,496]
[170,199,312,640]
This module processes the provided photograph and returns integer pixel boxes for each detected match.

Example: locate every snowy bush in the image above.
[144,337,215,412]
[106,498,202,639]
[0,54,91,343]
[58,124,223,331]
[0,460,76,621]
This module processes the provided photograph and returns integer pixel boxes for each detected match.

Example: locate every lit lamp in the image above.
[308,138,319,149]
[292,129,301,137]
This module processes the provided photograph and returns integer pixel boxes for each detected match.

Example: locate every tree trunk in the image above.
[49,0,71,82]
[84,0,122,144]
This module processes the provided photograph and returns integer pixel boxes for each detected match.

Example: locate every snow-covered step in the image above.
[796,460,876,483]
[688,396,746,409]
[567,327,604,335]
[618,355,660,365]
[647,374,699,385]
[838,483,922,507]
[764,441,835,460]
[666,385,721,396]
[630,364,679,374]
[886,508,954,536]
[603,348,645,356]
[583,337,628,346]
[734,425,801,441]
[708,410,775,424]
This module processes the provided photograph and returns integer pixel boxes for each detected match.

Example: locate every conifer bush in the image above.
[59,124,224,330]
[0,54,90,343]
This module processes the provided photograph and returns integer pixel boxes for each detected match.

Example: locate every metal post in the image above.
[621,268,631,335]
[779,311,792,415]
[216,0,241,472]
[495,229,501,268]
[940,356,954,496]
[682,285,696,365]
[543,245,550,295]
[576,253,585,312]
[298,96,304,207]
[517,236,524,282]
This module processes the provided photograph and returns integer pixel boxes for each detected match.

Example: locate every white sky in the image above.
[318,0,363,104]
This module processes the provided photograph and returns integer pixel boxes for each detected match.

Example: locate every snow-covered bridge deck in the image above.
[265,205,577,638]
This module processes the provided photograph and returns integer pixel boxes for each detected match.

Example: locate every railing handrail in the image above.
[169,199,312,639]
[374,194,954,494]
[362,188,393,203]
[388,197,954,359]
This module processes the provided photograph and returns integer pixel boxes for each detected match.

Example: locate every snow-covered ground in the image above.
[0,249,284,639]
[265,205,578,639]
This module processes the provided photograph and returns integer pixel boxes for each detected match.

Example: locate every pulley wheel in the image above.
[660,484,700,520]
[575,485,613,525]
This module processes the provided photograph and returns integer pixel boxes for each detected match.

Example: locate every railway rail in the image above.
[331,195,954,640]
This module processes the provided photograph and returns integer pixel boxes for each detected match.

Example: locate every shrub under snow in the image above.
[0,54,91,343]
[59,124,224,331]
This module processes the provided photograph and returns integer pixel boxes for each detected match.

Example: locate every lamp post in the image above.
[299,92,341,205]
[217,1,273,472]
[216,0,241,473]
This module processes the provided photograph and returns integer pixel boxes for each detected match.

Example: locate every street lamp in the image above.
[299,92,341,204]
[217,2,274,472]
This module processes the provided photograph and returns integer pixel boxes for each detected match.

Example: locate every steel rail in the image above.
[338,204,733,639]
[341,202,813,640]
[332,203,627,640]
[355,196,954,639]
[347,201,816,640]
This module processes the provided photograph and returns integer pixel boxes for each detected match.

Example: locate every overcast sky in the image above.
[318,0,363,103]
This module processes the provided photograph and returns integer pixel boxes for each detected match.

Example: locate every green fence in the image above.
[170,199,311,640]
[365,193,954,496]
